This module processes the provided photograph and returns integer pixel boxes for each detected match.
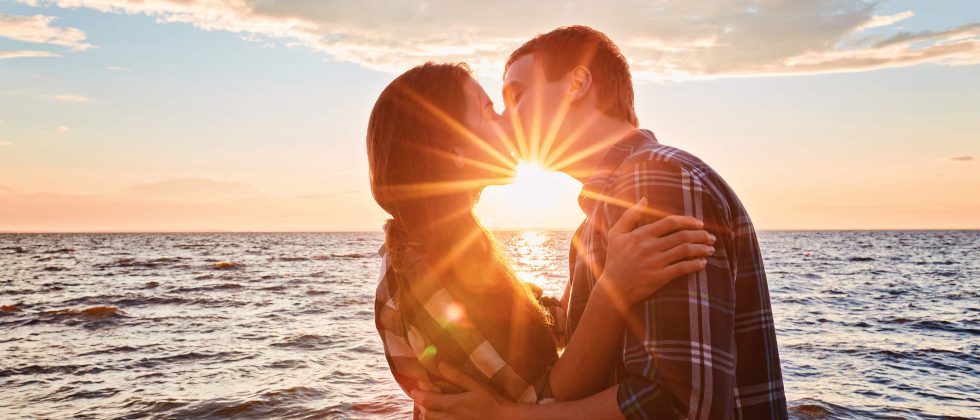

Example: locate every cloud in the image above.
[57,125,70,132]
[106,65,132,71]
[0,49,60,59]
[296,191,363,199]
[948,156,974,162]
[1,89,93,103]
[126,177,259,200]
[0,140,12,146]
[15,1,980,80]
[50,93,90,102]
[0,13,93,52]
[855,11,915,32]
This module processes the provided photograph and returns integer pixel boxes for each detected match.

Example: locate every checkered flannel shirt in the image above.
[564,129,787,419]
[374,238,552,418]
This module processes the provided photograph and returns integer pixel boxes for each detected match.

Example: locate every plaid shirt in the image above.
[564,129,787,419]
[374,227,555,418]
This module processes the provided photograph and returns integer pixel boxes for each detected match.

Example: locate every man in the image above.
[414,26,787,419]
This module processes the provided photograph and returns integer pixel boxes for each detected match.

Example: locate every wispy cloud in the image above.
[0,13,93,52]
[17,0,979,80]
[856,11,915,32]
[0,140,13,146]
[126,177,260,200]
[0,49,59,59]
[57,125,70,133]
[1,89,93,103]
[296,191,363,199]
[948,156,974,162]
[50,93,90,103]
[106,65,132,71]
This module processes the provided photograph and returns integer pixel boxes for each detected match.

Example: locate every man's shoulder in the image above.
[618,140,717,180]
[612,140,739,205]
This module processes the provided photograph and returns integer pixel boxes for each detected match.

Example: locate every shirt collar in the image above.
[578,129,658,213]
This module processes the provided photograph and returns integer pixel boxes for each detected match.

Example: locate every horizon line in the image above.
[1,228,978,234]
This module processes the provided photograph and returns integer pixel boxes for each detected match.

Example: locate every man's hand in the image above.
[601,197,714,311]
[411,363,520,420]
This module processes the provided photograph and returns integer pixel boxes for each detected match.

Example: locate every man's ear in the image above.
[567,66,593,103]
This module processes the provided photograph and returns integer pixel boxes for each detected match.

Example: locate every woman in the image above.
[369,63,715,418]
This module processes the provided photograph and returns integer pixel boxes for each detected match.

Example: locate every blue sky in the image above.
[0,0,977,231]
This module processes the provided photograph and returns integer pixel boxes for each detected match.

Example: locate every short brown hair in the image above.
[506,25,638,127]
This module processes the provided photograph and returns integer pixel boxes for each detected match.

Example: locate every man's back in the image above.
[565,129,787,419]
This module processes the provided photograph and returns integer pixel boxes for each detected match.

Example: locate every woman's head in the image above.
[367,63,509,234]
[367,63,556,364]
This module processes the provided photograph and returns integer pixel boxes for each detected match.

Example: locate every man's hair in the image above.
[506,25,638,127]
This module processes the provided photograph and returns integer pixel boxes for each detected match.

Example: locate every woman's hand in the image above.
[600,198,716,308]
[412,363,520,420]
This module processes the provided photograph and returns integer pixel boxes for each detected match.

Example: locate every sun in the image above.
[475,161,583,230]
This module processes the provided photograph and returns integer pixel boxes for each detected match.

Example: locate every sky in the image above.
[0,0,978,232]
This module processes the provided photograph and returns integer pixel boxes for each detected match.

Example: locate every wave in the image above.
[1,306,130,329]
[58,294,250,309]
[788,398,944,419]
[96,257,186,269]
[173,283,243,293]
[305,289,330,295]
[41,306,125,319]
[129,350,252,369]
[169,386,327,418]
[211,261,244,270]
[0,363,103,378]
[312,253,372,260]
[269,334,333,350]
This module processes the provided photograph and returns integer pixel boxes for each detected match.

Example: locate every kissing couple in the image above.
[368,26,787,419]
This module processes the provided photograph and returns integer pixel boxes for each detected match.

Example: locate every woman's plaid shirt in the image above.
[563,129,788,419]
[374,228,555,419]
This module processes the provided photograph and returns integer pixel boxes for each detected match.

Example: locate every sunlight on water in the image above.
[519,230,548,247]
[506,231,554,291]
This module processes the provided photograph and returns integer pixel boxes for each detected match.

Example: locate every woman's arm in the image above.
[514,387,624,420]
[413,363,624,420]
[546,285,625,401]
[548,199,716,401]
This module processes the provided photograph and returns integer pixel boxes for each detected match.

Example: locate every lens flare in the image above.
[445,302,466,324]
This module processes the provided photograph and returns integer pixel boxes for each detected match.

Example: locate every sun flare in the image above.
[475,161,583,230]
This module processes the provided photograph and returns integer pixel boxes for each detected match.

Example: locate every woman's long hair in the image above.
[367,63,556,369]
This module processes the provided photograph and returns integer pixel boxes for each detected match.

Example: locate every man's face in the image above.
[502,54,571,164]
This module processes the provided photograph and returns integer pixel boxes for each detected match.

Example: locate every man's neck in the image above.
[558,117,637,183]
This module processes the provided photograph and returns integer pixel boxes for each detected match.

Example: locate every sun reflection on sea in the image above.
[505,230,557,291]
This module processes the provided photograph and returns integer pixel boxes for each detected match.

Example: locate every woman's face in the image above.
[456,77,515,184]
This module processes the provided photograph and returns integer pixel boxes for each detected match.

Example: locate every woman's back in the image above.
[374,223,558,410]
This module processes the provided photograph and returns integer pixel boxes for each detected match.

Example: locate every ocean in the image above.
[1,231,977,419]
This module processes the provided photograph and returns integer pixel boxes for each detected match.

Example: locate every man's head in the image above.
[503,26,637,166]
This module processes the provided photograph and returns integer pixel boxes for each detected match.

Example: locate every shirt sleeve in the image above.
[374,275,437,398]
[604,158,737,420]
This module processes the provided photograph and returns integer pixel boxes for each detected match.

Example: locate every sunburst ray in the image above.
[398,84,516,170]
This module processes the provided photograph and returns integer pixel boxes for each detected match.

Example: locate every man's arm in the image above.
[605,159,736,419]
